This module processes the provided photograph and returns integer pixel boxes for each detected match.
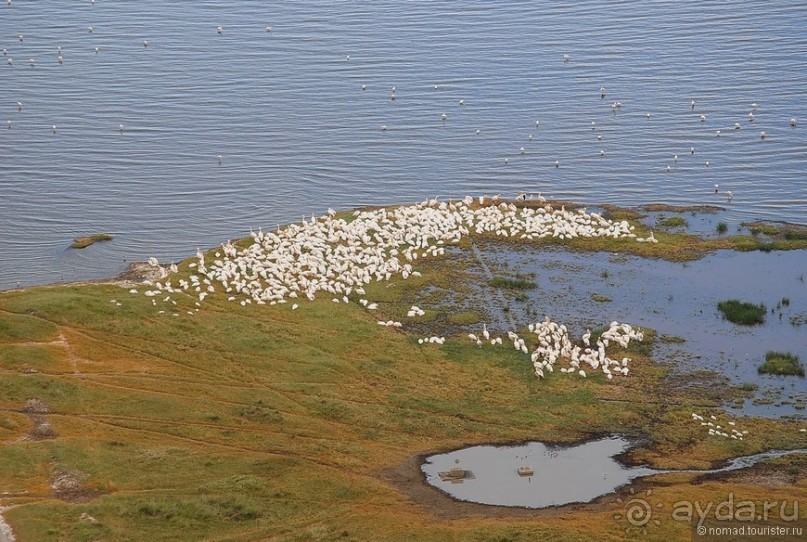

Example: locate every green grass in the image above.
[488,276,536,290]
[758,351,804,377]
[659,216,688,229]
[717,299,766,325]
[784,229,807,241]
[716,222,728,234]
[447,311,481,325]
[70,233,113,249]
[1,202,807,541]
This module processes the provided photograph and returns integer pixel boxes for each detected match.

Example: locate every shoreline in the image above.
[1,200,806,295]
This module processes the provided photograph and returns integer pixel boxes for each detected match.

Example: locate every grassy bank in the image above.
[1,201,806,542]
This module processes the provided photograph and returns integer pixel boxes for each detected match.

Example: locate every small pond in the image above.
[421,436,806,508]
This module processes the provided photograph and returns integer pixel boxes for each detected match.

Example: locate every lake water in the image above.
[469,234,807,417]
[1,1,806,289]
[421,436,807,508]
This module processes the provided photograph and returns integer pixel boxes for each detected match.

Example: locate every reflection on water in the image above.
[471,233,807,417]
[1,1,806,289]
[422,437,655,508]
[421,437,806,508]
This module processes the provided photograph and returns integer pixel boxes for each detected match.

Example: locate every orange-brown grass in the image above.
[0,214,805,541]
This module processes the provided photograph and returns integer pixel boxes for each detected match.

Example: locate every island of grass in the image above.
[0,198,806,542]
[758,351,804,377]
[658,216,688,229]
[717,299,766,325]
[70,233,113,249]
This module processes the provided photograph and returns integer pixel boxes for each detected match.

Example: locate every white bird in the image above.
[143,40,149,48]
[791,118,797,128]
[482,323,490,341]
[217,155,223,165]
[217,26,223,35]
[148,257,159,267]
[760,131,766,140]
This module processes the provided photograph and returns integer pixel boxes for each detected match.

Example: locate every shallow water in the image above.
[472,230,807,417]
[421,436,807,508]
[1,1,806,289]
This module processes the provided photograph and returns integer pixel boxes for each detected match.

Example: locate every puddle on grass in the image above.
[421,436,807,509]
[470,239,807,418]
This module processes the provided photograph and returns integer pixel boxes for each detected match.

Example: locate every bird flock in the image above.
[139,195,644,310]
[691,412,748,441]
[135,195,653,381]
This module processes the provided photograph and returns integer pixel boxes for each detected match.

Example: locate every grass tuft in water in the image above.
[659,216,688,229]
[70,233,113,249]
[758,351,804,377]
[717,299,766,325]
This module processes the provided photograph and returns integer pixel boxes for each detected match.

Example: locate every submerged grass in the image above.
[1,201,806,542]
[488,276,536,290]
[758,351,804,377]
